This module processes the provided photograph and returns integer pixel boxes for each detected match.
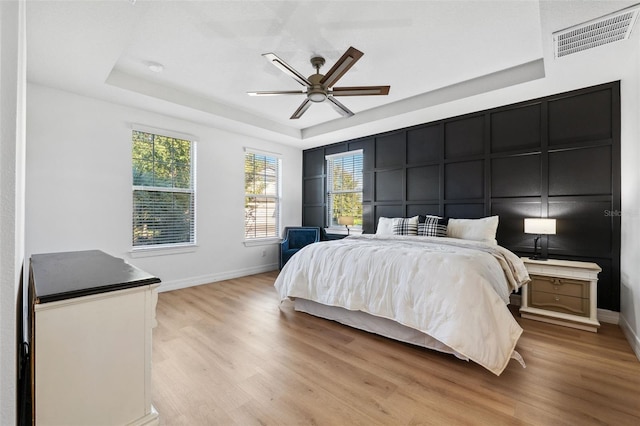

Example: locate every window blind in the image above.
[132,130,196,248]
[245,151,281,239]
[326,150,363,229]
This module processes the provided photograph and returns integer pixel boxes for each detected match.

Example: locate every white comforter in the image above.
[274,234,530,375]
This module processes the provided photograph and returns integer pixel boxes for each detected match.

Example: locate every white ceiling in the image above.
[26,0,637,148]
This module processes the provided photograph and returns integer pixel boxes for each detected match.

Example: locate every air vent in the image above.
[553,6,639,58]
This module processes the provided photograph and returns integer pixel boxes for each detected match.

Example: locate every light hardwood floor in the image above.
[152,271,640,425]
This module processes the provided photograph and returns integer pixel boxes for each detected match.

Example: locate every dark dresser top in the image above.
[30,250,161,304]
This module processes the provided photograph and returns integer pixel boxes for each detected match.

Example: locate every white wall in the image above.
[0,1,26,424]
[26,84,302,292]
[619,46,640,358]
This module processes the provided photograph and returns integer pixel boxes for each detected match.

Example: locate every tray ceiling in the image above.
[25,1,637,147]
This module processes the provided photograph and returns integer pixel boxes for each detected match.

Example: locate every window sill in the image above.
[243,238,281,247]
[325,227,363,236]
[129,244,197,258]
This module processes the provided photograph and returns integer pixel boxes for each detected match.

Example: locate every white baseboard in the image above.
[509,294,619,325]
[128,405,159,426]
[619,313,640,362]
[157,263,279,293]
[597,309,619,324]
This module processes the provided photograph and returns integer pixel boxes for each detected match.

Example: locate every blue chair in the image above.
[279,226,321,269]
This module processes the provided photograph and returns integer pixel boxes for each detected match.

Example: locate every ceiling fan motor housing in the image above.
[307,74,327,103]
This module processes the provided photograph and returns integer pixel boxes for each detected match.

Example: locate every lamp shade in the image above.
[524,218,556,235]
[338,216,355,226]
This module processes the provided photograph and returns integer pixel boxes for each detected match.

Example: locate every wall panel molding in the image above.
[302,82,621,311]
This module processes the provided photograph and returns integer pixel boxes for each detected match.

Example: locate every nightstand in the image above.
[520,257,601,332]
[324,233,348,241]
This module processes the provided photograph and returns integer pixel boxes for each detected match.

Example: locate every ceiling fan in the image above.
[248,46,390,119]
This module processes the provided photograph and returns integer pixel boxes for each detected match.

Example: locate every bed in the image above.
[274,231,530,376]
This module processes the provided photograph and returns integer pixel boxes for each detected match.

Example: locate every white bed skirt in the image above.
[291,298,469,361]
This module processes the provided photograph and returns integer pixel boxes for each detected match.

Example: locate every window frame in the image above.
[244,148,282,243]
[131,126,197,252]
[326,149,364,234]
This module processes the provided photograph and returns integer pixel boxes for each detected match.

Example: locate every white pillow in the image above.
[375,217,396,235]
[447,216,499,245]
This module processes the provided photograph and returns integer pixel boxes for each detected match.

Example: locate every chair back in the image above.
[284,227,320,248]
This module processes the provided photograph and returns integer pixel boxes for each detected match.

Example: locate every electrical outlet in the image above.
[261,249,266,257]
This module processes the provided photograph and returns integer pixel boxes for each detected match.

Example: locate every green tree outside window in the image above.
[327,151,363,229]
[132,130,195,247]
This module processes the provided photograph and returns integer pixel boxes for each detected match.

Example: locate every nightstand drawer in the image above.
[529,291,589,317]
[529,274,589,298]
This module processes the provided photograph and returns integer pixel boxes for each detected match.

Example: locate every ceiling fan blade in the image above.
[327,96,354,117]
[247,90,306,96]
[290,98,312,119]
[331,86,390,96]
[263,53,311,87]
[320,46,364,88]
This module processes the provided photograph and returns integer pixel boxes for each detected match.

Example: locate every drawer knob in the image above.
[555,297,560,301]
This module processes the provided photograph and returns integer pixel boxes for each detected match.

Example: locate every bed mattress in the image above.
[274,234,530,375]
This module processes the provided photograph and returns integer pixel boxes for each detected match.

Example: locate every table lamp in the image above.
[338,216,355,235]
[524,218,556,260]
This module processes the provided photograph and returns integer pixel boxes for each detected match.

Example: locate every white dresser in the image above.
[29,250,160,425]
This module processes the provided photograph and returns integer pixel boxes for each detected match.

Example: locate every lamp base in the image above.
[529,235,547,261]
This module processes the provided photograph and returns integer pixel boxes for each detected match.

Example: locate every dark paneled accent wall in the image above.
[302,82,621,311]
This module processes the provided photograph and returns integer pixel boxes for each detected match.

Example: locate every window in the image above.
[327,150,363,230]
[244,150,281,239]
[132,129,196,248]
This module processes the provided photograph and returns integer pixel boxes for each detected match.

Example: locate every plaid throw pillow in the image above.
[418,215,448,237]
[393,216,419,236]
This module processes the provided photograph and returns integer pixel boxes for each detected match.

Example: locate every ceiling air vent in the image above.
[553,5,640,58]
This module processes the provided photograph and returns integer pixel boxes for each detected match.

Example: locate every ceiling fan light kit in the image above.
[307,75,327,103]
[248,46,390,119]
